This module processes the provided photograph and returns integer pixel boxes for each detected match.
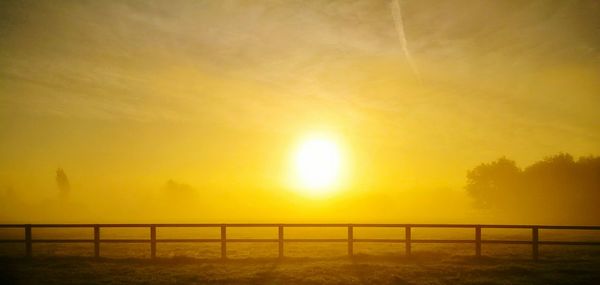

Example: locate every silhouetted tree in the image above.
[466,157,521,209]
[56,168,70,198]
[163,179,195,198]
[465,153,600,224]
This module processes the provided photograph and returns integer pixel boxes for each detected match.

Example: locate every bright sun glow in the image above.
[293,136,342,195]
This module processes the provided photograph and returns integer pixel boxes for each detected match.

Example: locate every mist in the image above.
[1,0,599,225]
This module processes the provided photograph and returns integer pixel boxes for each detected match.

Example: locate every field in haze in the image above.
[1,0,599,284]
[1,227,600,284]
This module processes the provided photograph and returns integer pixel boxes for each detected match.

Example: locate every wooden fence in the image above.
[1,223,599,260]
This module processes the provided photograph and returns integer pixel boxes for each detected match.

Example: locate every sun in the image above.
[292,136,343,195]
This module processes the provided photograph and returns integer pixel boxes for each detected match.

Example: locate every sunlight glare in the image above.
[293,136,342,195]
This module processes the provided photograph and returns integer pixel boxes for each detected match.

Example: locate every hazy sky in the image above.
[0,0,599,222]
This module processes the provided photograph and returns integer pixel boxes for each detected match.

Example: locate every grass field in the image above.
[1,227,600,284]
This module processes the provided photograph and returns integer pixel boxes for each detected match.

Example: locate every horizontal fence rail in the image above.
[1,223,599,260]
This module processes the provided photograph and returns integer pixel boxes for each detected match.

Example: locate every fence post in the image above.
[278,225,284,258]
[475,226,481,257]
[94,225,100,258]
[221,225,227,259]
[347,225,354,257]
[25,224,32,258]
[150,225,156,259]
[405,226,411,256]
[532,226,539,261]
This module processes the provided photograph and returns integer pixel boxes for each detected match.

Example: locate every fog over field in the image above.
[1,1,600,284]
[1,1,599,223]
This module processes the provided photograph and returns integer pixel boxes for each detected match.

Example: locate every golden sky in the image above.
[0,1,599,222]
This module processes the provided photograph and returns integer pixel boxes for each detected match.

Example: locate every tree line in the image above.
[466,153,600,224]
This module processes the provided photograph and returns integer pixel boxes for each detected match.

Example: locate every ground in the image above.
[1,228,599,284]
[2,252,600,285]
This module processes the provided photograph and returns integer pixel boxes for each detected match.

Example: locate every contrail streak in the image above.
[390,0,421,81]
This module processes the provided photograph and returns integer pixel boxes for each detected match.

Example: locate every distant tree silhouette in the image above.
[466,153,600,224]
[466,157,521,209]
[56,168,70,198]
[163,179,195,198]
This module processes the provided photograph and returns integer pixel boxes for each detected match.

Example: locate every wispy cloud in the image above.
[390,0,421,81]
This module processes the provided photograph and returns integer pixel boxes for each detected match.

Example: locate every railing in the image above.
[1,223,599,261]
